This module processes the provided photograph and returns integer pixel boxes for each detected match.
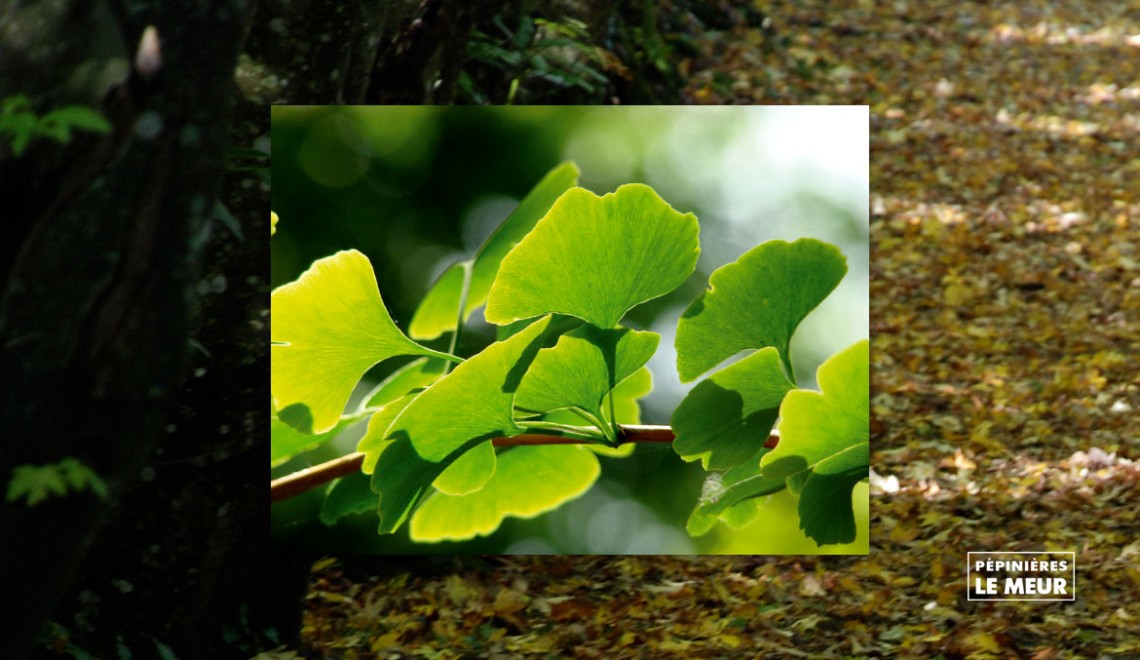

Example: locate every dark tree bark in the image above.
[0,1,303,658]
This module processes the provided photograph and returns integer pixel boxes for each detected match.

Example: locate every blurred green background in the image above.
[271,106,868,554]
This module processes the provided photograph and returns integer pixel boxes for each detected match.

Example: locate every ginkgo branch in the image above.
[270,425,780,504]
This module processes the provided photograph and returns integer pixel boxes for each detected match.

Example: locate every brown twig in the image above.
[270,424,778,503]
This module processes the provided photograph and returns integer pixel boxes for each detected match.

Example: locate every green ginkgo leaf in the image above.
[760,339,868,545]
[371,317,553,533]
[675,239,847,382]
[686,447,787,536]
[515,324,659,421]
[272,413,354,467]
[370,435,458,535]
[603,366,653,426]
[485,184,700,328]
[410,161,580,339]
[541,366,653,458]
[393,315,552,463]
[319,471,374,526]
[271,250,456,434]
[432,440,495,496]
[356,393,417,474]
[358,357,447,411]
[796,456,868,545]
[672,347,794,471]
[410,445,600,542]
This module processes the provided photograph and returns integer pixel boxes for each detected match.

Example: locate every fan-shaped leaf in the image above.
[432,440,496,496]
[515,324,659,420]
[672,347,794,471]
[356,394,417,474]
[271,250,455,433]
[686,448,787,536]
[485,184,700,328]
[319,472,374,526]
[410,161,580,339]
[761,339,869,544]
[541,366,653,458]
[676,239,846,382]
[271,414,354,467]
[410,445,600,542]
[358,357,447,411]
[370,316,554,534]
[393,315,552,462]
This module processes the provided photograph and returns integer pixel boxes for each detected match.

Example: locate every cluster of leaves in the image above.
[6,457,108,507]
[452,1,769,104]
[272,161,867,546]
[0,95,110,157]
[458,14,611,104]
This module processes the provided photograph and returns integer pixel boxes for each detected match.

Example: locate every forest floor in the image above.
[274,2,1139,658]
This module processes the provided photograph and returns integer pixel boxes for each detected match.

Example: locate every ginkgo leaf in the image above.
[271,250,456,434]
[271,413,355,467]
[672,347,794,471]
[433,440,496,496]
[515,324,659,421]
[796,459,868,545]
[686,447,787,536]
[356,394,417,474]
[319,471,374,526]
[410,445,600,542]
[541,366,653,458]
[675,239,847,382]
[485,184,700,328]
[760,339,869,545]
[410,161,580,339]
[393,315,552,463]
[372,317,553,533]
[358,357,447,411]
[603,366,653,426]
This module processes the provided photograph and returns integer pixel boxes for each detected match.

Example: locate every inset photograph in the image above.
[271,106,868,554]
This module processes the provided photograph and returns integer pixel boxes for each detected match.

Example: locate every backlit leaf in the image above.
[319,472,374,526]
[485,184,700,328]
[393,315,552,462]
[358,357,447,411]
[410,445,600,541]
[686,448,787,536]
[761,339,869,544]
[433,440,496,496]
[675,239,846,382]
[541,366,653,458]
[271,250,454,434]
[356,394,417,474]
[515,324,659,420]
[672,347,794,471]
[410,161,580,339]
[271,413,355,467]
[372,317,553,533]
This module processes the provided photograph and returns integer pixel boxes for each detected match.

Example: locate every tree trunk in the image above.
[0,2,306,658]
